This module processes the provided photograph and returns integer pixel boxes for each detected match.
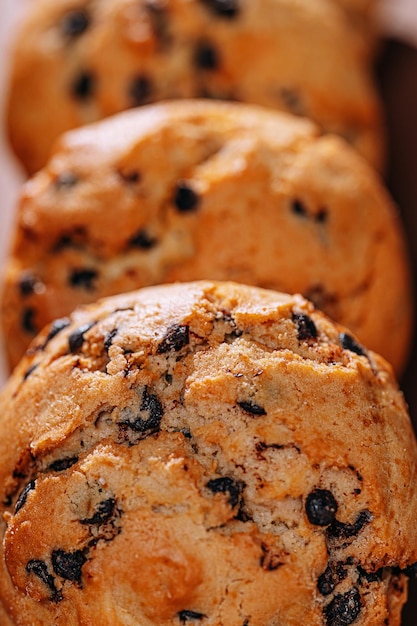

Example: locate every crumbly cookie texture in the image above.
[0,281,416,625]
[6,0,383,174]
[1,101,411,373]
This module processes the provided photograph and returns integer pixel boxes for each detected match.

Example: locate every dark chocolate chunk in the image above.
[327,510,372,541]
[291,198,308,217]
[357,565,383,584]
[69,268,98,291]
[52,549,87,584]
[81,498,117,526]
[21,308,37,334]
[54,172,79,189]
[156,324,190,354]
[200,0,240,19]
[121,387,164,438]
[206,476,244,508]
[339,333,366,357]
[49,457,79,472]
[129,228,157,250]
[178,610,207,622]
[19,273,39,297]
[237,401,266,416]
[129,75,153,106]
[280,87,305,116]
[68,322,95,353]
[306,489,338,526]
[44,318,71,347]
[316,208,328,224]
[318,561,349,596]
[15,480,36,514]
[71,72,95,101]
[23,364,38,381]
[26,560,62,602]
[62,10,90,38]
[173,183,200,212]
[104,328,118,352]
[324,587,361,626]
[292,312,318,341]
[195,42,219,69]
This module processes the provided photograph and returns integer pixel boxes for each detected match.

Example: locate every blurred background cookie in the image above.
[5,0,384,175]
[1,100,411,374]
[0,280,416,625]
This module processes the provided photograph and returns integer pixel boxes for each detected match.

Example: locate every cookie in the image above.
[6,0,383,175]
[1,100,411,373]
[0,280,416,625]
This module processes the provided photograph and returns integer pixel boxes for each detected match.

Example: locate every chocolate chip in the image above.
[26,560,62,602]
[316,208,328,224]
[129,228,157,249]
[357,565,383,584]
[280,87,305,115]
[173,183,200,212]
[61,10,90,38]
[156,324,190,354]
[119,169,141,184]
[68,322,95,353]
[305,489,338,526]
[104,328,118,352]
[69,268,98,290]
[120,387,164,438]
[339,333,367,357]
[43,318,71,347]
[292,312,318,341]
[49,457,79,472]
[200,0,240,18]
[54,172,79,189]
[195,42,219,69]
[237,401,266,416]
[21,308,37,334]
[51,549,87,584]
[129,75,153,106]
[19,273,39,297]
[15,480,36,514]
[71,72,95,101]
[23,364,38,381]
[327,510,372,541]
[81,498,117,526]
[324,588,361,626]
[291,199,308,217]
[318,562,349,596]
[178,610,207,622]
[206,476,244,508]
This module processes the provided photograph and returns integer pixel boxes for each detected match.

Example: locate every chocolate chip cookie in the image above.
[6,0,383,174]
[1,101,411,373]
[0,280,416,625]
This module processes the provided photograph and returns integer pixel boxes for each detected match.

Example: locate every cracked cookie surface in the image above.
[0,280,416,625]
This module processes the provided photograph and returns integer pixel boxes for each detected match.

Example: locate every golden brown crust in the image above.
[0,280,416,625]
[1,101,412,373]
[6,0,383,174]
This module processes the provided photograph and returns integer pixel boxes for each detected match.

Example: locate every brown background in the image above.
[377,38,417,623]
